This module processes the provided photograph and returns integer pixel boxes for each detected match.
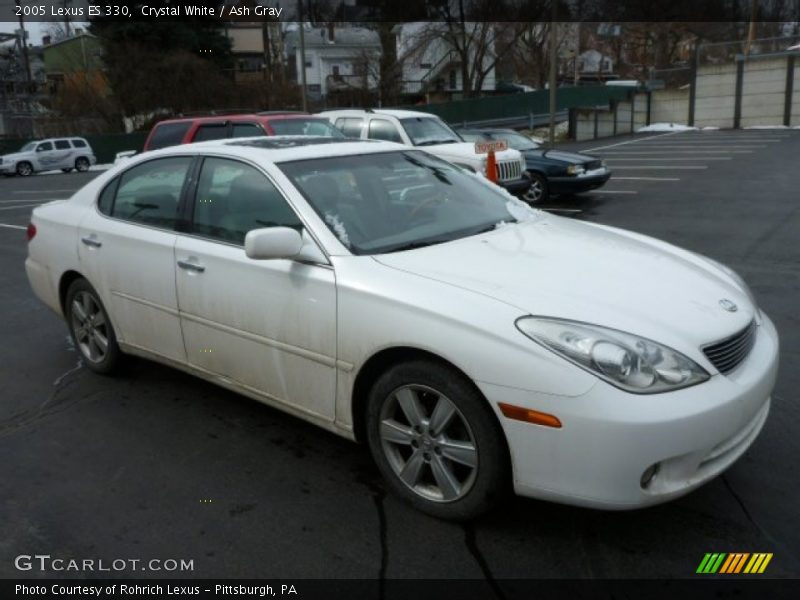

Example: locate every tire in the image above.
[61,168,73,173]
[65,278,122,375]
[365,359,509,520]
[522,171,549,204]
[16,161,33,177]
[75,157,90,172]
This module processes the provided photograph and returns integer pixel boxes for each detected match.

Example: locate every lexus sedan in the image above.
[458,128,611,203]
[25,137,778,520]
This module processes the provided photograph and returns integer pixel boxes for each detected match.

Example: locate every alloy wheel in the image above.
[16,162,32,177]
[524,178,545,203]
[70,290,110,364]
[75,158,90,172]
[379,384,478,503]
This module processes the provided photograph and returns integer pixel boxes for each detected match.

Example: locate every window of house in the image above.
[449,70,457,89]
[191,158,302,245]
[111,157,191,229]
[367,119,403,143]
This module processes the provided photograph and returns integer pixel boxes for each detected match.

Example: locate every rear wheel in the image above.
[523,171,549,204]
[65,279,122,374]
[366,360,509,520]
[16,161,33,177]
[75,157,90,172]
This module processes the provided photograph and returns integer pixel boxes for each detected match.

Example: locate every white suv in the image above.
[319,109,531,195]
[0,137,97,177]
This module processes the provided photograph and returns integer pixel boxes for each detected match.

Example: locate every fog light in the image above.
[640,463,660,489]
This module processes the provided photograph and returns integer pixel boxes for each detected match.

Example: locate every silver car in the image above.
[0,137,97,177]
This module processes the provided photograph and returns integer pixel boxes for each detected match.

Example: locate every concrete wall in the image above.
[740,56,788,127]
[650,88,690,124]
[793,60,800,125]
[694,62,738,128]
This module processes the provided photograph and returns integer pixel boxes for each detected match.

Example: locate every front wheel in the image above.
[523,171,549,204]
[16,161,33,177]
[366,360,509,520]
[65,279,122,374]
[75,157,90,172]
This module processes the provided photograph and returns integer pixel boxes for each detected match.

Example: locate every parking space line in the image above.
[0,198,47,204]
[612,177,680,181]
[0,204,43,211]
[0,222,26,230]
[584,132,681,152]
[599,150,754,154]
[11,189,76,194]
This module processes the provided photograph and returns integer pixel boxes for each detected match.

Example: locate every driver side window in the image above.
[37,142,53,152]
[191,158,302,245]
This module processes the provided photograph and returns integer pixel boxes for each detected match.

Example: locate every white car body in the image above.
[318,108,527,187]
[25,138,778,511]
[0,137,97,176]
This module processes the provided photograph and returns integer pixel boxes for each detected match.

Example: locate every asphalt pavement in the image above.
[1,131,799,582]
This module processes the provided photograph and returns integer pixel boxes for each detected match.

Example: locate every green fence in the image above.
[400,85,634,125]
[0,132,148,164]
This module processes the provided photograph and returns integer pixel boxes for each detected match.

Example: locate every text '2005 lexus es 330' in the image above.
[25,137,778,520]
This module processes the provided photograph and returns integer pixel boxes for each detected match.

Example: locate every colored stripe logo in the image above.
[697,553,773,574]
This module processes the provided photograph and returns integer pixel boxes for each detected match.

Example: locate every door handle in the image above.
[81,236,102,248]
[177,260,205,273]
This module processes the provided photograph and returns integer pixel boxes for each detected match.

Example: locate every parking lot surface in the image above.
[1,130,799,580]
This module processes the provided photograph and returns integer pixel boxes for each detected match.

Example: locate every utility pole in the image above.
[297,1,308,112]
[63,0,72,38]
[744,0,757,56]
[15,0,32,85]
[548,2,558,145]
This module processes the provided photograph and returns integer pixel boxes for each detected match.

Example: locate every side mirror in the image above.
[36,147,46,153]
[245,227,303,260]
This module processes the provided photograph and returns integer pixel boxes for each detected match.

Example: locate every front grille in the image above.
[584,159,602,170]
[496,160,522,182]
[702,320,757,374]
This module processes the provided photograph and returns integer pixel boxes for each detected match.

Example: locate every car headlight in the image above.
[566,164,585,176]
[516,317,710,393]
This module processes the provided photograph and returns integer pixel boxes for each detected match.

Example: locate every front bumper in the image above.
[478,313,779,509]
[499,176,533,195]
[548,167,611,194]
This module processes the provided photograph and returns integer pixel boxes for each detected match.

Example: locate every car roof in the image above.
[319,108,438,119]
[141,136,405,164]
[154,113,322,126]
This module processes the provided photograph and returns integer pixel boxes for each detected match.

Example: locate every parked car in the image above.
[142,113,344,152]
[458,128,611,203]
[319,109,531,196]
[0,137,97,177]
[25,137,778,520]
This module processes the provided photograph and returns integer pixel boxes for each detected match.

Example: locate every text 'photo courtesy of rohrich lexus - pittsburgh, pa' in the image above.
[24,135,778,520]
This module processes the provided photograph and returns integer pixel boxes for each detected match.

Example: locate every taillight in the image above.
[26,223,36,241]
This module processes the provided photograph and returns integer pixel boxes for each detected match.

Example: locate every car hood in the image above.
[522,148,596,164]
[426,142,521,163]
[373,216,756,356]
[1,151,28,161]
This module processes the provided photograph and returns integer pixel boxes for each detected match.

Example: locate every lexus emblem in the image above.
[719,299,738,312]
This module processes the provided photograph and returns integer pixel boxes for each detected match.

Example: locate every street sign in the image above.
[474,140,508,154]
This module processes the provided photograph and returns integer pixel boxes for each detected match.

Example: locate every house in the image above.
[284,25,381,101]
[41,31,107,95]
[395,22,498,101]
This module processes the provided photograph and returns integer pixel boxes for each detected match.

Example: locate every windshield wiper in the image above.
[384,239,449,253]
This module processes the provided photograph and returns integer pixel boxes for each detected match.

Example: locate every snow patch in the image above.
[744,125,789,130]
[637,123,698,133]
[701,126,720,131]
[324,213,351,248]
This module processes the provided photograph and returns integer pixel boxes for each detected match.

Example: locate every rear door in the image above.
[77,156,194,362]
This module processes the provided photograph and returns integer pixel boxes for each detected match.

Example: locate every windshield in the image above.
[269,118,344,138]
[279,150,535,255]
[400,117,462,146]
[20,142,36,152]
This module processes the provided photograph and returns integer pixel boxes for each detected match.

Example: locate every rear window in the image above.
[71,139,87,148]
[147,122,192,150]
[54,140,71,150]
[335,117,363,138]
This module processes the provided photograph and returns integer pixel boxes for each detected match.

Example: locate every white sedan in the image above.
[25,137,779,519]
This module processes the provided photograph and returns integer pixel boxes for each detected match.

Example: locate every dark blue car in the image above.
[458,129,611,204]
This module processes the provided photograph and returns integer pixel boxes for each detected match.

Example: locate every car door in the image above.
[77,156,193,363]
[52,139,74,169]
[174,156,337,420]
[33,141,56,170]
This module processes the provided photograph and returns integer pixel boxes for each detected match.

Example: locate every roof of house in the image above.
[286,26,381,53]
